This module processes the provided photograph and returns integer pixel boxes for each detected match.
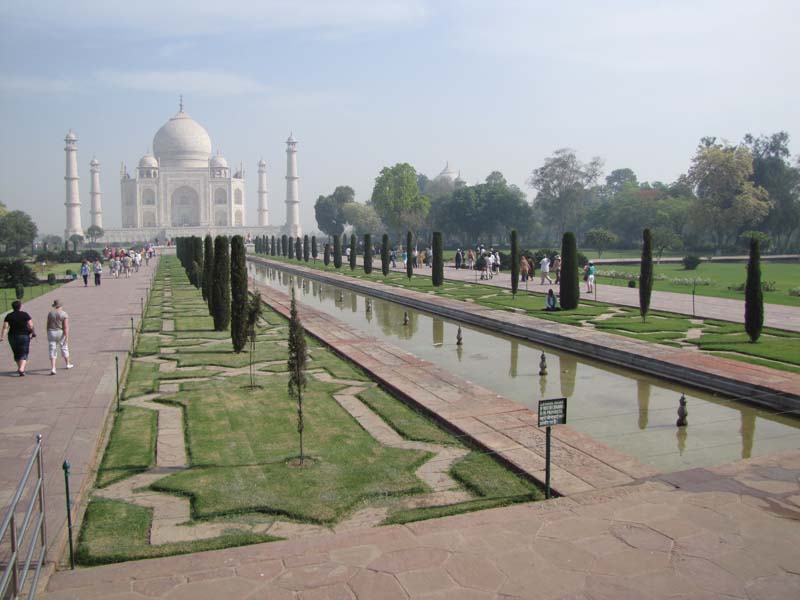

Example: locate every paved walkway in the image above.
[0,259,157,561]
[41,450,800,599]
[380,259,800,332]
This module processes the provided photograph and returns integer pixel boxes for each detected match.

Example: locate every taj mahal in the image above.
[64,101,299,244]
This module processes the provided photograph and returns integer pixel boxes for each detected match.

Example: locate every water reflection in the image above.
[250,263,800,472]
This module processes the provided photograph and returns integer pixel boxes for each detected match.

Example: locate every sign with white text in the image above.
[538,397,567,427]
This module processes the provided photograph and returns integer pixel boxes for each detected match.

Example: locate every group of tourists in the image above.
[2,298,73,376]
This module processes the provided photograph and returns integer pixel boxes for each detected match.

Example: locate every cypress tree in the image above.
[640,228,653,321]
[288,236,294,259]
[406,231,413,279]
[212,236,231,331]
[510,229,519,297]
[432,231,443,286]
[311,236,318,262]
[203,234,214,306]
[303,235,310,261]
[270,235,276,256]
[381,233,390,276]
[364,234,373,274]
[255,236,260,254]
[192,236,204,289]
[745,237,764,342]
[230,235,248,352]
[295,237,302,261]
[324,243,331,266]
[287,288,308,465]
[282,234,288,257]
[349,234,357,270]
[559,232,580,309]
[333,235,342,268]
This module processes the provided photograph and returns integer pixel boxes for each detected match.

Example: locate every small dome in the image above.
[65,130,77,141]
[153,110,212,168]
[436,161,459,181]
[139,154,158,168]
[287,132,297,144]
[90,157,100,167]
[210,153,228,168]
[258,158,267,168]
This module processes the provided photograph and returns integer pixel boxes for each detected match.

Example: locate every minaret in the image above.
[257,158,269,226]
[90,157,103,228]
[284,133,301,237]
[64,130,83,240]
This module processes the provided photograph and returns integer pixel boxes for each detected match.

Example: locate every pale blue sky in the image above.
[1,0,798,236]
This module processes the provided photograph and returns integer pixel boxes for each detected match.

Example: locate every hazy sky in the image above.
[1,0,798,237]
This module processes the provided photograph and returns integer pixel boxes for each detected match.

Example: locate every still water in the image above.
[250,263,800,473]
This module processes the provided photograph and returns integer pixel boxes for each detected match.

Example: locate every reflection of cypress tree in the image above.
[539,374,548,398]
[509,340,519,377]
[676,426,687,455]
[351,292,358,313]
[433,318,444,346]
[558,354,577,398]
[636,380,651,430]
[740,411,756,459]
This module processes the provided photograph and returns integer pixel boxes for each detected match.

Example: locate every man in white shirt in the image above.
[540,256,552,284]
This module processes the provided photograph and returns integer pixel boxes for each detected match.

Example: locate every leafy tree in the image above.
[287,288,308,465]
[303,235,309,261]
[311,236,318,262]
[744,132,800,252]
[342,203,383,237]
[371,163,430,237]
[324,243,331,266]
[333,234,342,268]
[528,149,603,240]
[583,228,618,257]
[314,186,355,238]
[0,259,38,287]
[381,233,390,276]
[559,232,579,309]
[363,234,373,274]
[203,235,214,305]
[0,200,7,218]
[603,168,638,198]
[246,291,263,388]
[212,236,230,331]
[745,237,763,342]
[86,225,104,243]
[406,231,413,279]
[0,210,38,255]
[69,234,84,252]
[349,234,357,270]
[688,140,771,253]
[230,235,248,352]
[432,231,443,286]
[640,229,653,321]
[650,227,682,262]
[42,235,63,253]
[510,229,519,297]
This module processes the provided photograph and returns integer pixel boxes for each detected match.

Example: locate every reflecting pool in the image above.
[250,263,800,473]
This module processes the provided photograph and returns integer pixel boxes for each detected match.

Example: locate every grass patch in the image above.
[95,406,157,487]
[593,314,693,333]
[123,361,158,399]
[708,353,800,375]
[76,499,277,566]
[687,333,800,366]
[450,452,541,498]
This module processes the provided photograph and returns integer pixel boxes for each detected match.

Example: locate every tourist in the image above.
[402,248,407,267]
[1,300,36,376]
[586,261,596,293]
[93,259,103,286]
[540,255,552,284]
[113,256,121,278]
[545,289,559,311]
[486,253,494,279]
[553,255,562,284]
[134,252,141,273]
[455,249,462,270]
[46,299,73,375]
[390,248,397,268]
[412,247,419,267]
[467,248,475,270]
[419,248,426,268]
[122,253,132,278]
[520,255,530,282]
[492,250,500,275]
[80,260,90,287]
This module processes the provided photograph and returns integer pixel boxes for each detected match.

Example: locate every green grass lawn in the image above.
[595,261,800,306]
[0,282,64,313]
[78,255,542,564]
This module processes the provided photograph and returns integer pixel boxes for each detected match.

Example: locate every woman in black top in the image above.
[1,300,36,376]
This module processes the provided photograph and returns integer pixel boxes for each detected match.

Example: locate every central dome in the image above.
[153,111,212,168]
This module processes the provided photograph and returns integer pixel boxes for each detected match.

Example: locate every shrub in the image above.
[47,273,56,285]
[628,279,636,288]
[15,283,24,300]
[559,232,579,309]
[682,255,702,270]
[789,287,800,297]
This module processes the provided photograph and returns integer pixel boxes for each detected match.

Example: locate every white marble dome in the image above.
[138,153,158,168]
[210,153,228,168]
[153,111,212,167]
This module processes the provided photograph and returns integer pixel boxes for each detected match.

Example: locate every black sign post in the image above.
[538,397,567,499]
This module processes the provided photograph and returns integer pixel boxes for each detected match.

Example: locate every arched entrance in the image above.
[171,186,200,226]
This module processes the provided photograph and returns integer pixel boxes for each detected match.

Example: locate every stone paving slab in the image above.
[41,450,800,599]
[253,279,650,496]
[0,258,158,562]
[252,257,800,407]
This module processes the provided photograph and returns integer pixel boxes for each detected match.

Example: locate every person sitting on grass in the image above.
[545,288,560,311]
